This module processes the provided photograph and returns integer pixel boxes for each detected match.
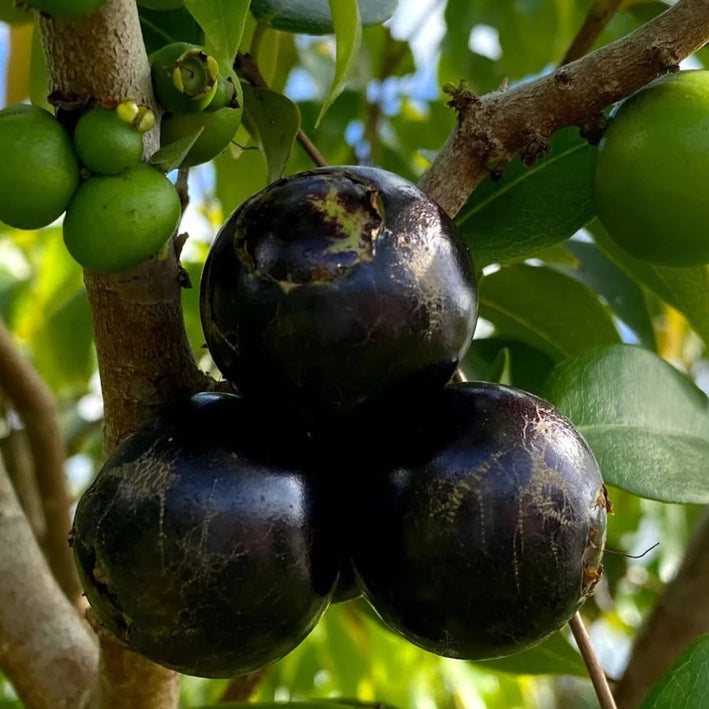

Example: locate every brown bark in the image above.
[0,318,80,603]
[0,455,98,709]
[420,0,709,217]
[614,508,709,708]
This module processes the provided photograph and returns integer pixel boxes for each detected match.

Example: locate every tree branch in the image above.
[0,454,97,709]
[0,317,79,603]
[614,508,709,708]
[420,0,709,216]
[560,0,624,65]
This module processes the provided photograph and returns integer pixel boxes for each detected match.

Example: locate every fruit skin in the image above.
[74,107,144,175]
[595,70,709,267]
[25,0,105,18]
[150,42,219,114]
[160,105,243,168]
[0,104,79,230]
[71,392,339,678]
[63,164,180,272]
[351,382,608,660]
[200,166,477,418]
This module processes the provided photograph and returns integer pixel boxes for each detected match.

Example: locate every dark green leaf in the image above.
[242,85,301,183]
[184,0,249,71]
[564,240,657,351]
[476,631,587,677]
[642,634,709,708]
[479,264,620,360]
[315,0,361,127]
[455,128,595,264]
[250,0,397,35]
[591,220,709,345]
[546,344,709,503]
[138,7,204,55]
[149,127,204,173]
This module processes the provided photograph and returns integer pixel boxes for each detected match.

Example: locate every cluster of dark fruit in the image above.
[72,167,608,679]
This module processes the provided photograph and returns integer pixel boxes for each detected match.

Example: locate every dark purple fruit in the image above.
[71,392,339,678]
[200,166,477,417]
[351,382,608,660]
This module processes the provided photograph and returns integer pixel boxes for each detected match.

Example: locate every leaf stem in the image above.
[569,612,617,709]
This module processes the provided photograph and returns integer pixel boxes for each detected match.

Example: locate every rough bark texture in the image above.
[614,509,709,708]
[0,456,98,709]
[0,318,80,604]
[420,0,709,216]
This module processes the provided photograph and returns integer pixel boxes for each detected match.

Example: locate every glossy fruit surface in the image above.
[71,392,339,678]
[200,166,477,418]
[74,107,144,175]
[351,382,608,660]
[0,104,79,229]
[160,105,242,167]
[595,70,709,267]
[63,164,180,272]
[150,42,218,114]
[26,0,105,17]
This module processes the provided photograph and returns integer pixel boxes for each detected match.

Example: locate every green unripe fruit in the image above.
[63,165,181,273]
[161,106,243,168]
[595,70,709,267]
[0,104,79,230]
[25,0,105,18]
[137,0,183,8]
[74,104,148,175]
[150,42,219,114]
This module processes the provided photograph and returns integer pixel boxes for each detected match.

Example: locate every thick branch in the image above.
[0,318,79,603]
[0,455,97,709]
[614,508,709,708]
[421,0,709,216]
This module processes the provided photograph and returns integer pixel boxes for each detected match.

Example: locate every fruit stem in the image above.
[569,612,617,709]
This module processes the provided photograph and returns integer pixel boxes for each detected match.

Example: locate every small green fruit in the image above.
[595,70,709,267]
[160,105,243,168]
[63,165,181,272]
[206,69,242,112]
[150,42,219,114]
[0,104,79,230]
[25,0,105,18]
[74,105,146,175]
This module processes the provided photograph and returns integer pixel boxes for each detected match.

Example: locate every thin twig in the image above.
[561,0,624,65]
[570,612,617,709]
[235,51,328,167]
[0,317,80,604]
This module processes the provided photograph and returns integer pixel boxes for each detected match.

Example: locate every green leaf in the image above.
[455,128,595,264]
[476,631,587,677]
[546,344,709,503]
[138,7,204,55]
[478,264,620,360]
[184,0,249,72]
[590,220,709,345]
[195,703,396,709]
[564,240,657,351]
[149,127,204,173]
[642,634,709,708]
[315,0,361,127]
[250,0,397,35]
[242,84,301,183]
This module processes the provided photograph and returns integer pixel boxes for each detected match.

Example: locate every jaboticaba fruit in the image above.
[62,164,180,272]
[0,104,79,230]
[200,167,478,417]
[351,382,608,660]
[595,70,709,267]
[71,392,339,678]
[150,42,219,114]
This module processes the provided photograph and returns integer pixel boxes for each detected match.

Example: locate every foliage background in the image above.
[1,1,709,707]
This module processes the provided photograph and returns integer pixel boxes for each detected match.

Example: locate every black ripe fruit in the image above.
[71,393,339,678]
[200,166,477,417]
[352,382,607,660]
